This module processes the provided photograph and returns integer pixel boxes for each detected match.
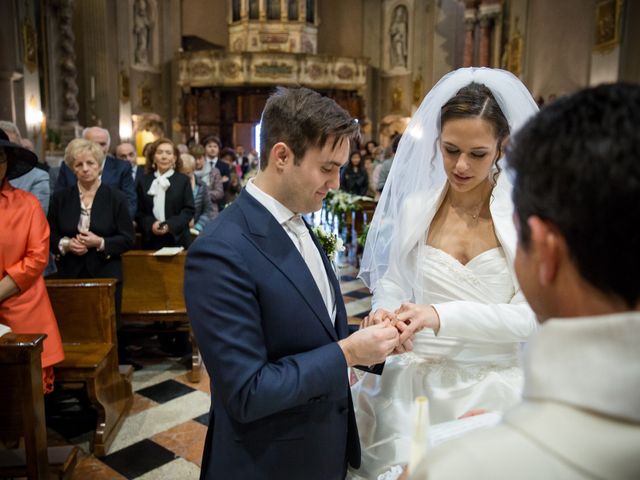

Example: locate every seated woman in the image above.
[219,147,242,206]
[48,138,135,317]
[136,138,195,249]
[178,153,217,234]
[350,68,540,479]
[0,130,64,393]
[341,150,369,196]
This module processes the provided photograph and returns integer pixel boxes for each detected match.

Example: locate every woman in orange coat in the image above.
[0,130,64,393]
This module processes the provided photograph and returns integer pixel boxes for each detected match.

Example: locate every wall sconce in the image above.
[25,95,46,158]
[135,129,157,164]
[26,96,44,136]
[119,120,133,143]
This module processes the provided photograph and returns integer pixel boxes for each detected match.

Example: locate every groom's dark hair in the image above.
[508,83,640,308]
[259,86,360,170]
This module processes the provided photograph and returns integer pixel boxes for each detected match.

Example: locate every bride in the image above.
[350,68,539,479]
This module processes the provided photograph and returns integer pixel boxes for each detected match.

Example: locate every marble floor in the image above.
[46,263,371,480]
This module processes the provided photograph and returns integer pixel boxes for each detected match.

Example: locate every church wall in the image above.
[524,0,593,98]
[182,0,228,48]
[317,0,364,57]
[619,0,640,84]
[0,1,23,127]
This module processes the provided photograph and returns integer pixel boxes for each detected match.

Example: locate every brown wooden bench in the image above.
[46,278,133,457]
[0,333,79,479]
[352,199,377,266]
[121,250,202,382]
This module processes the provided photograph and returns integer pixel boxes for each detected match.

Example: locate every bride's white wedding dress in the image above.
[348,241,530,480]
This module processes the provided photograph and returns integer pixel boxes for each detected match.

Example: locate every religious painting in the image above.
[119,71,130,101]
[138,82,152,109]
[594,0,623,52]
[22,18,38,73]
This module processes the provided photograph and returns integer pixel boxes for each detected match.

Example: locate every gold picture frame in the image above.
[22,18,38,73]
[594,0,623,52]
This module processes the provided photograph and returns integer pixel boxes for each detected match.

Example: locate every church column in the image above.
[58,0,79,124]
[462,12,476,67]
[478,14,491,67]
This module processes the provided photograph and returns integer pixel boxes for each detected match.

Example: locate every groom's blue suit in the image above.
[185,189,361,479]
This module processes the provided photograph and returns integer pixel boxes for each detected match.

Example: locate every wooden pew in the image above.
[121,251,202,382]
[352,199,377,266]
[46,279,133,457]
[0,333,78,479]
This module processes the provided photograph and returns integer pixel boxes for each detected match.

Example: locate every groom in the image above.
[185,87,400,479]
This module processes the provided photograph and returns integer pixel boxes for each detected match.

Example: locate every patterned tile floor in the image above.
[46,262,371,479]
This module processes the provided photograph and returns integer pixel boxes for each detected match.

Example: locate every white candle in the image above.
[408,396,429,479]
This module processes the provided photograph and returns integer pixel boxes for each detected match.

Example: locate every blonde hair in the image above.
[64,138,106,169]
[179,153,196,173]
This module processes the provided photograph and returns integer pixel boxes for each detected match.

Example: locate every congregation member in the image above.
[136,138,194,249]
[408,82,640,480]
[202,135,230,210]
[0,129,64,393]
[116,141,143,185]
[341,150,369,196]
[351,68,539,479]
[178,152,217,233]
[201,135,231,186]
[0,120,51,213]
[56,126,137,218]
[48,139,134,317]
[185,86,400,479]
[219,147,242,206]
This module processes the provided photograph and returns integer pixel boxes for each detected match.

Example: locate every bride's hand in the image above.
[394,303,441,345]
[362,308,397,328]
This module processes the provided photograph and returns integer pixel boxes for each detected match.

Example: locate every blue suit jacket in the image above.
[55,155,137,218]
[185,190,361,479]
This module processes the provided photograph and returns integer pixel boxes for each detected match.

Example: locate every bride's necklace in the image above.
[449,198,485,221]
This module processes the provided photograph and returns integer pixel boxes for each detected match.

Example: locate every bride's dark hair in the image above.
[440,83,510,183]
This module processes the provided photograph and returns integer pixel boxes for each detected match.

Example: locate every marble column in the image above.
[463,14,476,67]
[478,14,491,67]
[57,0,79,124]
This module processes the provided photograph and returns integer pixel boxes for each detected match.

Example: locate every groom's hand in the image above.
[338,320,399,367]
[362,308,397,328]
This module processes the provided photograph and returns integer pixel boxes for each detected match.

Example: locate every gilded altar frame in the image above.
[593,0,623,53]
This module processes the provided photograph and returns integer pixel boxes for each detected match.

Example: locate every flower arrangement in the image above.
[311,226,345,262]
[357,223,370,248]
[324,190,370,216]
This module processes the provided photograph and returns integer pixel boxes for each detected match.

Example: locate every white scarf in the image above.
[148,168,174,222]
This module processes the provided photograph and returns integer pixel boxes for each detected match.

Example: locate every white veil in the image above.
[359,67,539,290]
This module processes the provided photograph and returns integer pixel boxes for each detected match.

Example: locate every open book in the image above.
[152,246,184,256]
[0,323,12,337]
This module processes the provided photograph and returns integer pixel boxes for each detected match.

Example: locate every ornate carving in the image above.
[260,33,289,45]
[389,5,408,69]
[191,61,214,77]
[222,61,240,78]
[307,63,323,79]
[336,65,354,80]
[178,51,367,90]
[501,17,523,77]
[58,0,79,122]
[133,0,155,66]
[302,39,314,54]
[254,62,293,78]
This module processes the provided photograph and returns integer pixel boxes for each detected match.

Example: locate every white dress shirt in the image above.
[245,179,336,324]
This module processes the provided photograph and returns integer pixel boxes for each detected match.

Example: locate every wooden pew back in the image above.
[45,278,132,457]
[0,333,49,479]
[45,278,117,345]
[121,251,187,318]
